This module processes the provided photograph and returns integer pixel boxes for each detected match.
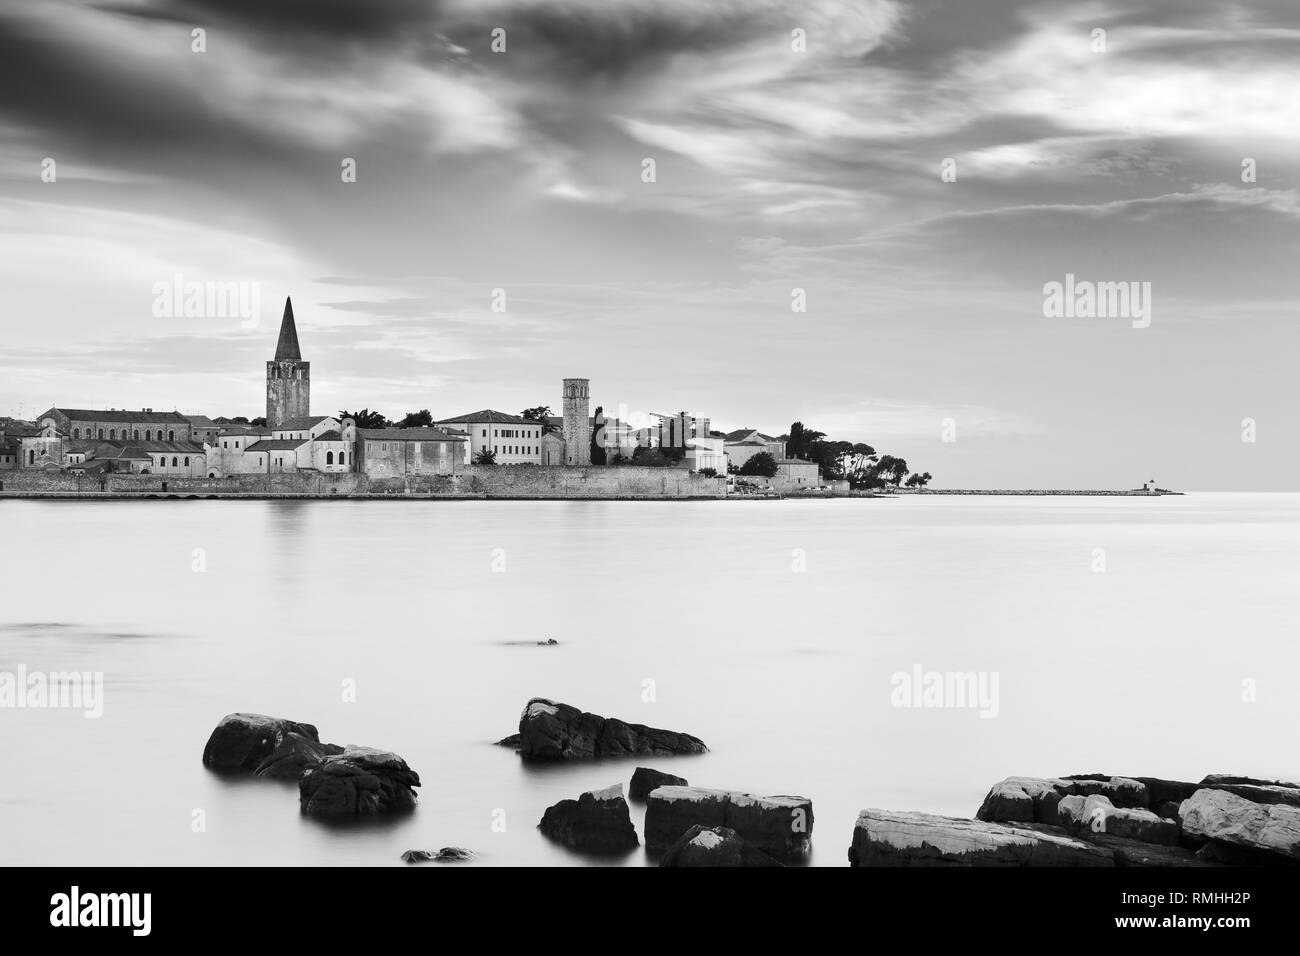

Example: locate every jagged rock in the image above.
[299,746,420,818]
[514,698,707,760]
[977,776,1148,825]
[1199,775,1300,808]
[1179,789,1300,862]
[254,732,344,779]
[629,767,688,802]
[202,713,321,772]
[659,825,783,867]
[645,786,812,860]
[537,784,638,853]
[402,847,474,863]
[1058,794,1179,846]
[848,810,1114,867]
[495,734,520,748]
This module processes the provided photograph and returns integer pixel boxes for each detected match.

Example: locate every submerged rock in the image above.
[402,847,474,864]
[299,746,420,818]
[629,767,688,802]
[538,784,639,853]
[202,713,322,772]
[644,786,812,860]
[1179,789,1300,863]
[254,732,344,780]
[848,809,1114,867]
[495,734,521,748]
[659,825,783,867]
[513,698,707,761]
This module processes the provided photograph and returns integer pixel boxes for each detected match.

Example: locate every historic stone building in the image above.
[354,427,465,477]
[265,297,310,430]
[435,410,542,464]
[562,378,591,466]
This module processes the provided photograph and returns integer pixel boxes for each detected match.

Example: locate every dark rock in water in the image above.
[645,786,812,861]
[1179,789,1300,862]
[1198,775,1300,808]
[495,734,521,748]
[1057,794,1179,846]
[977,776,1148,825]
[202,713,321,772]
[848,810,1114,867]
[299,746,420,818]
[514,698,707,761]
[538,784,638,854]
[402,847,474,864]
[536,639,559,646]
[659,825,783,867]
[254,732,344,779]
[629,767,688,801]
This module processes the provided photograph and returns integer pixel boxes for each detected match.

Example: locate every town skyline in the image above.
[2,0,1298,490]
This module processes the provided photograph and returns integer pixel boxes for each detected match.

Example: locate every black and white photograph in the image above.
[1,0,1296,935]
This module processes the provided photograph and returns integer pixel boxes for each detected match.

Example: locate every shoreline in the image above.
[0,488,1178,501]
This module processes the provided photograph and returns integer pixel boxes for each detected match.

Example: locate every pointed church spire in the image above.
[274,297,302,361]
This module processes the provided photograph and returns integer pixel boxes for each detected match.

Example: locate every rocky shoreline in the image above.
[202,705,1297,866]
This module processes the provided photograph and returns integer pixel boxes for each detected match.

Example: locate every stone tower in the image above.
[562,378,591,466]
[266,297,310,429]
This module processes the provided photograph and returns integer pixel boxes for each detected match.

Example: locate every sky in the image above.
[0,0,1297,489]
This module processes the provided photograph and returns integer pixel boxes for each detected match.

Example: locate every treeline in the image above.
[783,422,931,489]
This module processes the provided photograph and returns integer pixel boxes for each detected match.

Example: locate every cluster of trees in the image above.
[336,409,435,429]
[782,421,932,489]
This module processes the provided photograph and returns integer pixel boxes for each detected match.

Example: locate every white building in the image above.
[435,410,543,465]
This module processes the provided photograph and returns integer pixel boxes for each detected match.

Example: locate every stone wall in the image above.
[0,466,726,499]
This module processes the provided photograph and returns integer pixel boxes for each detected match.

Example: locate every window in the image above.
[326,451,334,465]
[72,428,79,439]
[28,450,35,465]
[98,429,105,439]
[184,457,189,466]
[481,429,486,437]
[235,441,240,449]
[223,441,228,449]
[168,430,175,442]
[339,452,345,465]
[145,430,151,441]
[133,430,139,440]
[109,429,116,440]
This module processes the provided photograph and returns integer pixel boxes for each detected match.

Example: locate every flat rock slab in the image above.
[1058,794,1180,846]
[299,746,420,818]
[849,809,1115,867]
[202,713,322,772]
[659,825,783,867]
[977,776,1148,825]
[513,698,707,760]
[538,784,638,854]
[1179,789,1300,862]
[645,786,812,860]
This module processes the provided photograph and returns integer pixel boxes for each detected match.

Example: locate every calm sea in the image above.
[1,494,1296,866]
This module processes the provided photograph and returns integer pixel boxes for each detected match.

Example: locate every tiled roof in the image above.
[437,410,530,425]
[275,415,332,431]
[244,439,310,452]
[185,415,219,428]
[312,430,343,442]
[46,407,190,424]
[726,440,766,447]
[357,427,466,442]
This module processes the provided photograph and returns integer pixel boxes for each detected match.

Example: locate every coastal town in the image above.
[0,298,916,498]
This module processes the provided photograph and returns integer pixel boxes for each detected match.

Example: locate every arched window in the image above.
[168,430,175,442]
[326,451,334,465]
[28,450,35,465]
[133,430,139,440]
[98,429,104,440]
[145,430,152,441]
[72,428,80,439]
[339,452,345,466]
[109,429,116,440]
[172,457,178,467]
[184,457,189,466]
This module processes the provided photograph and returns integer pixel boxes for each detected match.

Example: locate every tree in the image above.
[631,446,674,468]
[590,406,607,465]
[697,467,718,477]
[231,416,250,424]
[339,409,391,429]
[473,448,497,465]
[738,451,778,478]
[396,409,433,428]
[905,471,932,488]
[249,416,266,427]
[873,454,910,486]
[522,406,558,434]
[786,422,825,461]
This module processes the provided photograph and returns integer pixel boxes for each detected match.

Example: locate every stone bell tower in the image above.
[266,297,310,429]
[562,377,591,466]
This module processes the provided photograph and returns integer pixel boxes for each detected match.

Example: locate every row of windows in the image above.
[494,446,537,456]
[325,452,346,465]
[72,427,178,442]
[153,456,192,468]
[479,427,540,438]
